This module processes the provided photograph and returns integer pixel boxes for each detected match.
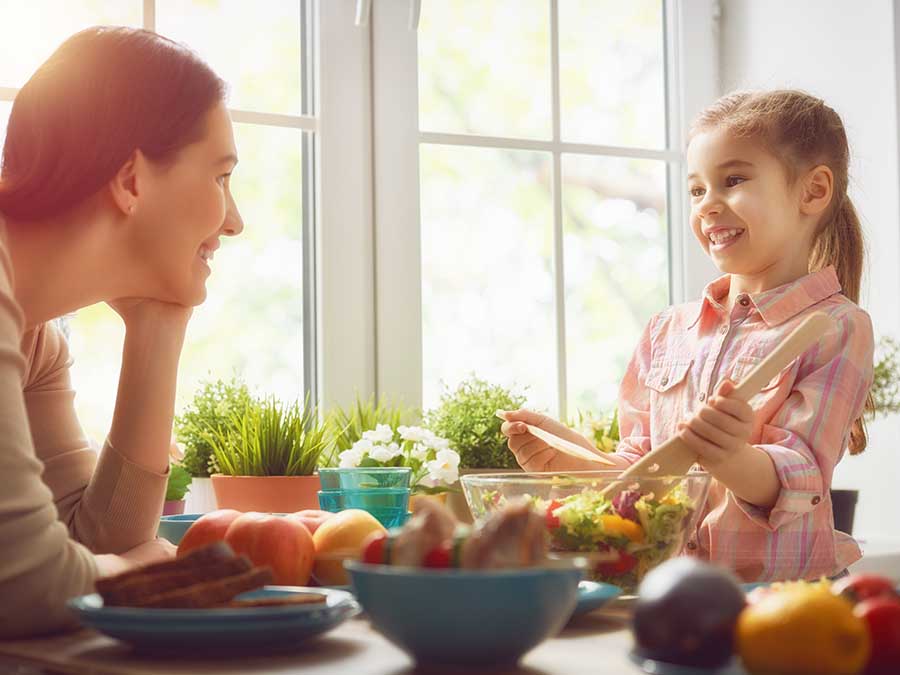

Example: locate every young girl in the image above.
[502,89,874,583]
[0,28,241,637]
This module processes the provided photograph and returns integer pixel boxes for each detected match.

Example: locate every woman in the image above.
[0,26,242,638]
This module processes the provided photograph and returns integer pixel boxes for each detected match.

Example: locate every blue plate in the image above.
[572,580,622,617]
[68,586,359,651]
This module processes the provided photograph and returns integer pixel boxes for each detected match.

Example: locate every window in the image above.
[372,0,719,421]
[0,1,317,443]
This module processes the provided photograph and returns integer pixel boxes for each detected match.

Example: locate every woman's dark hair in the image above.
[0,26,226,221]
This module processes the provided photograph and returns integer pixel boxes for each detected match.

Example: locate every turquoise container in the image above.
[318,486,411,529]
[318,467,412,491]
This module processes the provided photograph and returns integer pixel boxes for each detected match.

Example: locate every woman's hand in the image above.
[95,538,177,579]
[676,379,754,471]
[500,409,619,472]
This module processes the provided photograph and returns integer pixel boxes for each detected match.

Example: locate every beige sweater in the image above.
[0,231,168,639]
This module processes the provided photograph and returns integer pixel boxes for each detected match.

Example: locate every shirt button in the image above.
[698,392,706,402]
[720,324,728,334]
[661,376,669,386]
[811,495,821,506]
[739,296,750,307]
[686,541,697,550]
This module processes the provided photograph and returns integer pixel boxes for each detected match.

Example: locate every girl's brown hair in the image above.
[690,89,871,454]
[0,26,226,222]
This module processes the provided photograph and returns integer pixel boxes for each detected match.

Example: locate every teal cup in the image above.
[318,467,412,491]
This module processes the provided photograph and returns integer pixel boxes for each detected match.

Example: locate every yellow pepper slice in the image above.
[599,514,644,543]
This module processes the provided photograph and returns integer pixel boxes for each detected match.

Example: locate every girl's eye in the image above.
[689,186,705,198]
[725,175,745,187]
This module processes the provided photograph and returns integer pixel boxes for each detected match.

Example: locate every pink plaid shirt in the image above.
[615,266,873,581]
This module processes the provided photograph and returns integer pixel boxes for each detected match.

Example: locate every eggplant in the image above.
[632,557,746,667]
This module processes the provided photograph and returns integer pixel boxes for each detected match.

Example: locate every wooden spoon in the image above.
[495,411,617,465]
[601,311,834,499]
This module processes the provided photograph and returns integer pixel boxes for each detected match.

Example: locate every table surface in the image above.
[0,604,667,675]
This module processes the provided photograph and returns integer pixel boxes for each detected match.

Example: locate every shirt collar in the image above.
[687,266,842,328]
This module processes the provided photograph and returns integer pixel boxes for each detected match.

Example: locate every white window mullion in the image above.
[143,0,156,32]
[549,0,568,420]
[372,0,423,410]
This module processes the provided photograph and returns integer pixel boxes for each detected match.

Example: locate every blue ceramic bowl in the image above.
[346,561,582,666]
[157,513,202,545]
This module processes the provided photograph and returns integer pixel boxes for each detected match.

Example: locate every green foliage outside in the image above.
[425,376,527,469]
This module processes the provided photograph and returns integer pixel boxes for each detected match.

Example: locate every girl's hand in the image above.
[500,409,613,472]
[676,379,754,471]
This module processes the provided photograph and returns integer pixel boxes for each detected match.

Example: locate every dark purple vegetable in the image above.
[612,489,641,521]
[632,557,745,668]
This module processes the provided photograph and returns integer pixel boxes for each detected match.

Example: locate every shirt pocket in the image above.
[728,356,797,393]
[646,359,693,393]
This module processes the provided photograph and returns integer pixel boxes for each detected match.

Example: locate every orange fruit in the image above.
[736,584,870,674]
[312,509,386,585]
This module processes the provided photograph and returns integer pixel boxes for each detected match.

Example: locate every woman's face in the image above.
[127,101,243,306]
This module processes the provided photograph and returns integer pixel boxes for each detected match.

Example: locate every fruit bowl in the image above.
[461,471,711,593]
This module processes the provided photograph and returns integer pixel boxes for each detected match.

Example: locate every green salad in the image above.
[479,485,694,592]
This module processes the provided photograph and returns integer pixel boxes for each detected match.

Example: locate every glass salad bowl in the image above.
[461,471,711,594]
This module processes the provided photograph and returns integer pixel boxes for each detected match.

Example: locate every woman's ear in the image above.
[799,164,834,217]
[107,149,142,217]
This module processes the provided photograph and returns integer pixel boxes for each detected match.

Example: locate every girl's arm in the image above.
[679,308,874,526]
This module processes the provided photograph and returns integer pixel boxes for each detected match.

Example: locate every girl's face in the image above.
[127,101,243,306]
[686,126,813,284]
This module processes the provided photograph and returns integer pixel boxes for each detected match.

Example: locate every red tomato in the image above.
[833,574,900,605]
[423,544,452,568]
[287,509,335,536]
[595,544,637,577]
[224,511,315,585]
[177,509,243,557]
[361,531,390,565]
[855,596,900,673]
[546,500,563,529]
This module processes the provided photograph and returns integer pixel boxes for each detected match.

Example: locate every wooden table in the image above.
[0,605,649,675]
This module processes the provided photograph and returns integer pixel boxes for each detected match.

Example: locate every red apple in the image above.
[177,509,243,557]
[224,511,315,586]
[288,509,335,536]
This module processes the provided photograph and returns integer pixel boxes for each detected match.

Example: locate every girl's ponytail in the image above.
[810,196,872,454]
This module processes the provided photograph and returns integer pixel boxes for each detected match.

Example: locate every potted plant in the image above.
[323,394,420,468]
[163,462,193,515]
[205,395,334,512]
[175,376,252,512]
[424,376,527,521]
[336,423,460,498]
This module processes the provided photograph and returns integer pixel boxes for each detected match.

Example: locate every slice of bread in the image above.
[95,542,273,609]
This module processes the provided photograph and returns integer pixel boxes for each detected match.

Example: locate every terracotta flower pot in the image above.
[211,475,321,513]
[162,499,185,516]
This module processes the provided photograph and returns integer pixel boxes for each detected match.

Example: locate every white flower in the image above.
[426,448,460,485]
[351,438,374,454]
[427,432,451,451]
[398,425,430,443]
[369,442,403,463]
[410,442,430,461]
[339,448,364,468]
[362,424,394,444]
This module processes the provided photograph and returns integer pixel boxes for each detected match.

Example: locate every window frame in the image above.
[369,0,721,416]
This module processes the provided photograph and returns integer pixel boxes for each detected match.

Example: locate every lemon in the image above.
[736,585,870,674]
